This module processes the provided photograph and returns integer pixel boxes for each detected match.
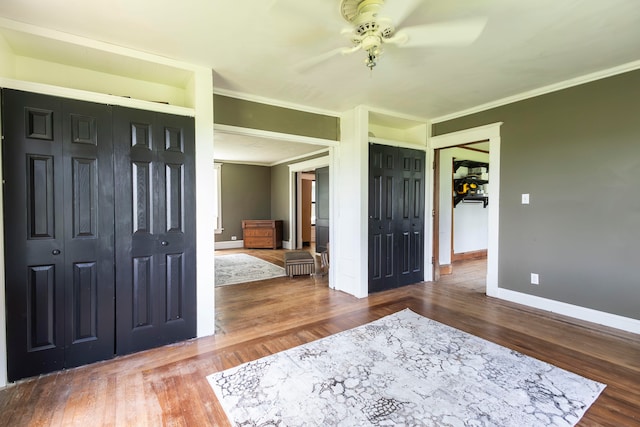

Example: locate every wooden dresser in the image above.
[242,220,283,249]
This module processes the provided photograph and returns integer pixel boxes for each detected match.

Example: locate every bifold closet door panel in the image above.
[368,143,400,293]
[61,99,115,368]
[396,147,425,288]
[2,90,115,381]
[113,106,196,356]
[368,143,426,293]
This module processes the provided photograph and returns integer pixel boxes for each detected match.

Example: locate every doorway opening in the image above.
[436,143,490,293]
[288,156,330,254]
[430,122,502,297]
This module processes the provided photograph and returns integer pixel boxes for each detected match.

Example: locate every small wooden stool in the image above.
[284,251,315,277]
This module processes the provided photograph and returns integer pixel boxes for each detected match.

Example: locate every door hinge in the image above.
[432,209,435,217]
[431,256,435,264]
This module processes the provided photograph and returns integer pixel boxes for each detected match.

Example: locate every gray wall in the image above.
[270,162,291,241]
[216,163,271,242]
[433,69,640,321]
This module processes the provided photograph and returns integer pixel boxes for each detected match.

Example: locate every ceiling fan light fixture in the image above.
[329,0,487,72]
[365,49,378,69]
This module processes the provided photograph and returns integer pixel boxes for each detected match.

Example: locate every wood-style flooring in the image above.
[0,250,639,426]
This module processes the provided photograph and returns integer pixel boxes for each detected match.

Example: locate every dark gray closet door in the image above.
[315,166,330,254]
[396,147,425,287]
[113,107,196,355]
[368,144,398,293]
[2,90,115,381]
[368,143,425,293]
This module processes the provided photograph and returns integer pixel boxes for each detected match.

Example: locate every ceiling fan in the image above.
[299,0,487,71]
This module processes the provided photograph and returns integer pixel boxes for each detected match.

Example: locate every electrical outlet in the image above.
[231,235,237,241]
[531,273,539,285]
[522,193,530,204]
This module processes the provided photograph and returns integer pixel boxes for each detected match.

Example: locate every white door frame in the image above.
[429,122,502,296]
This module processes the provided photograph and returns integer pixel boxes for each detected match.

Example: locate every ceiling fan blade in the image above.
[380,0,424,27]
[395,17,488,48]
[294,46,361,73]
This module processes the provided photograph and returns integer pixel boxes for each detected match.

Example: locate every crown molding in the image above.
[432,59,640,124]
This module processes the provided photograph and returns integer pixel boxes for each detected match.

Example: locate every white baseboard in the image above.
[497,288,640,335]
[215,240,244,250]
[282,240,292,250]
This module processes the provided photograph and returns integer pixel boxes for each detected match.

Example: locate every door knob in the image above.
[161,241,169,246]
[52,249,61,255]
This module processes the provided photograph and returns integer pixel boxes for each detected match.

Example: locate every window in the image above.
[213,162,223,234]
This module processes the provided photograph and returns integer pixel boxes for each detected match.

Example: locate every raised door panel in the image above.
[27,155,56,239]
[165,253,184,322]
[132,161,153,234]
[71,262,98,343]
[165,163,183,233]
[71,158,97,238]
[132,255,153,328]
[27,265,57,351]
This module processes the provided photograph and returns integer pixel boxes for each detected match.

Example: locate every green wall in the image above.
[216,163,271,242]
[214,95,339,141]
[433,69,640,321]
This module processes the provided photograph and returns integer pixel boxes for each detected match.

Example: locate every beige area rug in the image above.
[215,253,285,287]
[208,309,605,426]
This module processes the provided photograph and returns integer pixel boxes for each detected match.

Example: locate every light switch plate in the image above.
[522,194,530,204]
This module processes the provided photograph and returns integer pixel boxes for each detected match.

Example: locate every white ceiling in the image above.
[1,0,639,163]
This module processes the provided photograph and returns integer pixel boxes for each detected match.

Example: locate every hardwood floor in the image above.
[1,254,639,426]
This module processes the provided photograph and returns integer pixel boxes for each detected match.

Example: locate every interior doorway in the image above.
[296,171,315,249]
[430,123,502,297]
[289,157,330,253]
[435,143,490,292]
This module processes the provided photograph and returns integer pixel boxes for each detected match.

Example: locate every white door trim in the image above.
[429,122,503,296]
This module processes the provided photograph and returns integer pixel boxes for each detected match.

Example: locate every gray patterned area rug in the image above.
[208,309,605,426]
[215,253,285,287]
